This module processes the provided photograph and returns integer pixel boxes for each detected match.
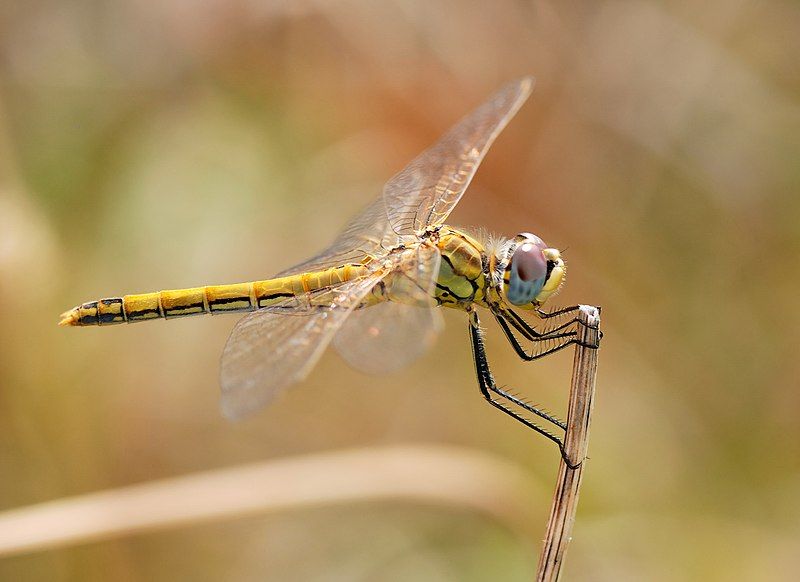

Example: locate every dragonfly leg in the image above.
[535,304,583,319]
[507,306,598,339]
[507,309,578,339]
[496,314,592,363]
[500,308,600,353]
[469,310,579,468]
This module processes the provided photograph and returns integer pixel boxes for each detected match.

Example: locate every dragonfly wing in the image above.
[274,196,398,277]
[219,273,384,420]
[333,301,443,375]
[383,77,533,236]
[334,243,443,374]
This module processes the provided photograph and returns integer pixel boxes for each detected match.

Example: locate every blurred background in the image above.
[1,0,799,580]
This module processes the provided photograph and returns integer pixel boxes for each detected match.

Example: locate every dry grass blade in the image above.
[0,445,543,558]
[536,305,601,581]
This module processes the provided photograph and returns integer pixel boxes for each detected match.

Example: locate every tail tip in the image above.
[59,308,79,327]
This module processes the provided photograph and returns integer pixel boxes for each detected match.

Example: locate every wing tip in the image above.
[517,75,536,97]
[220,403,245,422]
[219,389,264,421]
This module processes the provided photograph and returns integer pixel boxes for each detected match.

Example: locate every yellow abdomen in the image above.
[59,264,369,327]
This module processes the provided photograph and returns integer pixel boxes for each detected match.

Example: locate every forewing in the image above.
[219,274,383,419]
[334,244,442,374]
[383,77,533,236]
[275,196,399,277]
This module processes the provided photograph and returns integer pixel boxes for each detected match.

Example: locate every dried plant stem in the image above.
[0,445,542,558]
[536,305,601,582]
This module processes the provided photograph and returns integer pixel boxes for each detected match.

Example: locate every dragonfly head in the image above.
[502,233,566,309]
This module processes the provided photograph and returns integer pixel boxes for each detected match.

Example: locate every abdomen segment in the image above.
[59,264,369,327]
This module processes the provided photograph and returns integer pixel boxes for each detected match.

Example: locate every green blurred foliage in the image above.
[1,0,799,579]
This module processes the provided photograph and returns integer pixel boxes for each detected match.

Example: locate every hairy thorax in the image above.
[433,227,490,310]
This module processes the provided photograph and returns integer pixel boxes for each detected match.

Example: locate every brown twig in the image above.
[0,445,544,558]
[536,305,601,581]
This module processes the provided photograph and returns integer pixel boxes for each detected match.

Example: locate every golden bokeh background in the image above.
[1,1,799,580]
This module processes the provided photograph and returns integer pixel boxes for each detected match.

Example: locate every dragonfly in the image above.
[60,77,598,464]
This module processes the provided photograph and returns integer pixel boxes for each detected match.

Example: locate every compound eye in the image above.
[513,242,547,283]
[506,241,548,306]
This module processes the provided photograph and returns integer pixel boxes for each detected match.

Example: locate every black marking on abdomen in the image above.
[257,292,295,303]
[163,301,205,318]
[79,301,99,325]
[97,298,125,324]
[81,309,99,326]
[209,296,253,308]
[127,308,160,319]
